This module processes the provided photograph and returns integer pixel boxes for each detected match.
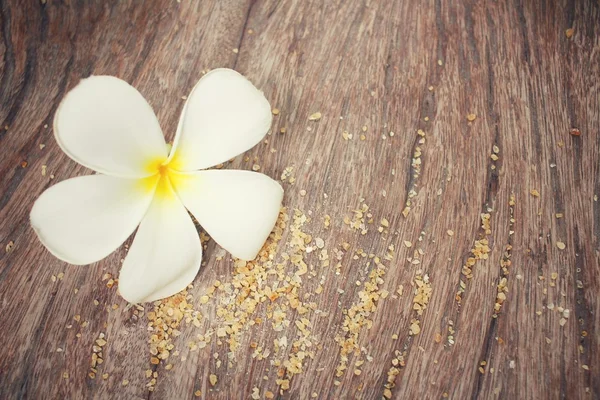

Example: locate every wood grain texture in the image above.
[1,0,599,399]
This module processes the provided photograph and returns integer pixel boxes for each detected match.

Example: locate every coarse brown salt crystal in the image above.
[565,28,574,38]
[569,128,581,136]
[308,112,322,121]
[397,285,404,296]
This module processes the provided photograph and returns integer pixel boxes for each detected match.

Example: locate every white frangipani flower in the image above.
[30,68,283,303]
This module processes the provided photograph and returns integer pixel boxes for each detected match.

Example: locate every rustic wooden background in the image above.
[1,0,599,399]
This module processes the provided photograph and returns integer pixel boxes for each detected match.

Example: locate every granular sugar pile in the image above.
[139,202,420,396]
[143,208,328,394]
[145,288,202,391]
[335,256,387,380]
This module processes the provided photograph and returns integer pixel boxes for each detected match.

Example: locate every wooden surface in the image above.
[1,1,599,399]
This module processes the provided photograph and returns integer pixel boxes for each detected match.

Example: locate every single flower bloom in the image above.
[30,68,283,303]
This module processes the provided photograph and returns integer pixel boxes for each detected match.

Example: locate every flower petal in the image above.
[30,174,156,265]
[171,169,283,260]
[118,178,202,303]
[54,76,168,178]
[168,69,273,171]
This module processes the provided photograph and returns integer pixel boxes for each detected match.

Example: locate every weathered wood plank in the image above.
[0,0,598,399]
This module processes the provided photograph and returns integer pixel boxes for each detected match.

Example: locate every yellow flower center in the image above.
[157,163,169,177]
[141,156,179,199]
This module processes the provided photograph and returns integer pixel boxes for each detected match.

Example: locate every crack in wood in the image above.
[470,195,515,399]
[232,0,257,69]
[1,46,37,144]
[0,0,16,136]
[572,225,596,395]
